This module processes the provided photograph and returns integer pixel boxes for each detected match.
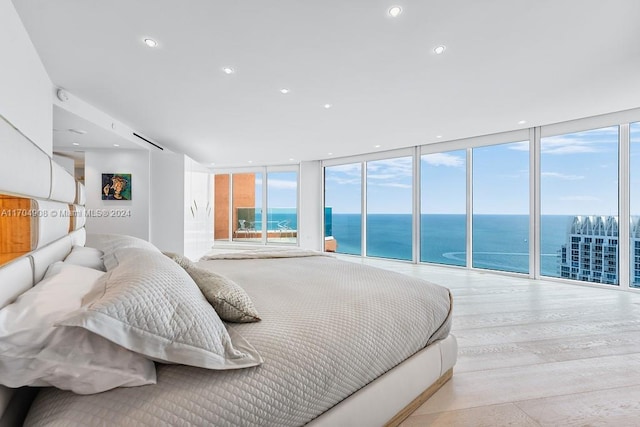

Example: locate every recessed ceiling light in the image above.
[324,104,332,109]
[374,144,381,148]
[222,67,234,74]
[248,160,253,164]
[388,6,402,17]
[436,135,443,139]
[68,129,87,135]
[434,45,446,55]
[280,88,290,94]
[518,120,527,125]
[143,38,158,48]
[289,158,295,161]
[328,152,333,156]
[113,144,120,147]
[72,142,80,146]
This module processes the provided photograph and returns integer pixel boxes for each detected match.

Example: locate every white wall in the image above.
[299,161,323,251]
[149,150,185,253]
[184,157,213,260]
[52,154,75,175]
[84,150,150,239]
[0,0,52,155]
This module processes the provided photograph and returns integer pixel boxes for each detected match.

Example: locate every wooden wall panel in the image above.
[214,175,230,239]
[0,195,32,265]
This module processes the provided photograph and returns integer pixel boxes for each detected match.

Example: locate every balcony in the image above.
[233,207,297,243]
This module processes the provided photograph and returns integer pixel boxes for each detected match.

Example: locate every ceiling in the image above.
[53,106,143,152]
[13,0,640,168]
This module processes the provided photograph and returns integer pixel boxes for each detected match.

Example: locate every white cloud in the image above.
[542,172,584,180]
[326,176,360,185]
[540,130,617,155]
[328,163,361,174]
[377,182,412,189]
[367,157,413,176]
[558,195,600,202]
[367,173,398,180]
[422,152,464,167]
[542,144,599,155]
[267,179,297,189]
[508,141,530,152]
[326,163,362,185]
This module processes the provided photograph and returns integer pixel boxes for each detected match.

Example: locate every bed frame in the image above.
[0,114,87,426]
[0,113,456,426]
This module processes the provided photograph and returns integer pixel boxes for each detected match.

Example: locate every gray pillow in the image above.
[164,252,261,323]
[59,248,262,370]
[63,245,106,271]
[86,234,160,270]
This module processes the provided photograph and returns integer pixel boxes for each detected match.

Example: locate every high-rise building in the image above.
[559,216,619,285]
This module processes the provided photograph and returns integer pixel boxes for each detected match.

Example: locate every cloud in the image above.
[422,153,464,167]
[327,163,361,174]
[508,141,530,152]
[377,182,412,189]
[325,176,360,185]
[542,144,599,155]
[558,195,600,202]
[540,129,617,155]
[267,179,297,189]
[367,157,413,176]
[367,173,398,180]
[325,163,362,185]
[541,172,584,180]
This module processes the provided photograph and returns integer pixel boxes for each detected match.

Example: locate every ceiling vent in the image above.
[133,132,163,150]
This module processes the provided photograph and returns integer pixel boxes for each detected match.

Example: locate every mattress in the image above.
[25,254,452,427]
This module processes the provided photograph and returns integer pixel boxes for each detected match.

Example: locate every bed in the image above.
[0,114,457,426]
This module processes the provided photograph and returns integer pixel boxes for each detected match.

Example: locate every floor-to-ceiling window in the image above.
[541,126,619,284]
[324,163,362,255]
[215,168,297,245]
[232,173,262,243]
[420,150,466,266]
[316,111,640,291]
[267,171,298,244]
[366,157,413,260]
[631,122,640,287]
[473,141,530,274]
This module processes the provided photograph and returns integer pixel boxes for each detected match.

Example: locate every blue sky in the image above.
[326,125,629,216]
[266,171,297,209]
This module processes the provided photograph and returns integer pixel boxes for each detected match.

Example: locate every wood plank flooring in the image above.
[343,256,640,427]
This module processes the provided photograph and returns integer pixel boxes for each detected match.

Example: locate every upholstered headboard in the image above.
[0,114,87,424]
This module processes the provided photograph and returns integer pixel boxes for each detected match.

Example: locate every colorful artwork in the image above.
[102,173,132,200]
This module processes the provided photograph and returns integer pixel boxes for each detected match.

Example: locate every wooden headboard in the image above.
[0,114,87,424]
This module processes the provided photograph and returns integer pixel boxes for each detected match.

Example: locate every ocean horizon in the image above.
[330,213,572,276]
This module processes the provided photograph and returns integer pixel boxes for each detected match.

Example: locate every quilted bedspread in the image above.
[25,254,452,427]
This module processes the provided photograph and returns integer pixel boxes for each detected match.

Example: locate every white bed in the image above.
[0,114,457,426]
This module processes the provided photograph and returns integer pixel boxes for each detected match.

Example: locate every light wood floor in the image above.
[345,256,640,427]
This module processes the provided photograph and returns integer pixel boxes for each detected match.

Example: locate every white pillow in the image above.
[63,245,106,271]
[0,262,156,394]
[58,248,263,370]
[85,233,160,270]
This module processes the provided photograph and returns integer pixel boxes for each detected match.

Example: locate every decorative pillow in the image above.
[163,251,194,270]
[163,252,261,323]
[58,248,263,370]
[0,262,156,394]
[63,245,106,271]
[85,233,160,271]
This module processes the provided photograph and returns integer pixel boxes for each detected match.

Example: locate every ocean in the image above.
[330,214,572,276]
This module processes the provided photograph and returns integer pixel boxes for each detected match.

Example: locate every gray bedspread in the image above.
[25,254,452,427]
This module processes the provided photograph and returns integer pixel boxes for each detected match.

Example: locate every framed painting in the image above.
[102,173,132,200]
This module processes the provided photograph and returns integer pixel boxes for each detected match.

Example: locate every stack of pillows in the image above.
[0,234,262,394]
